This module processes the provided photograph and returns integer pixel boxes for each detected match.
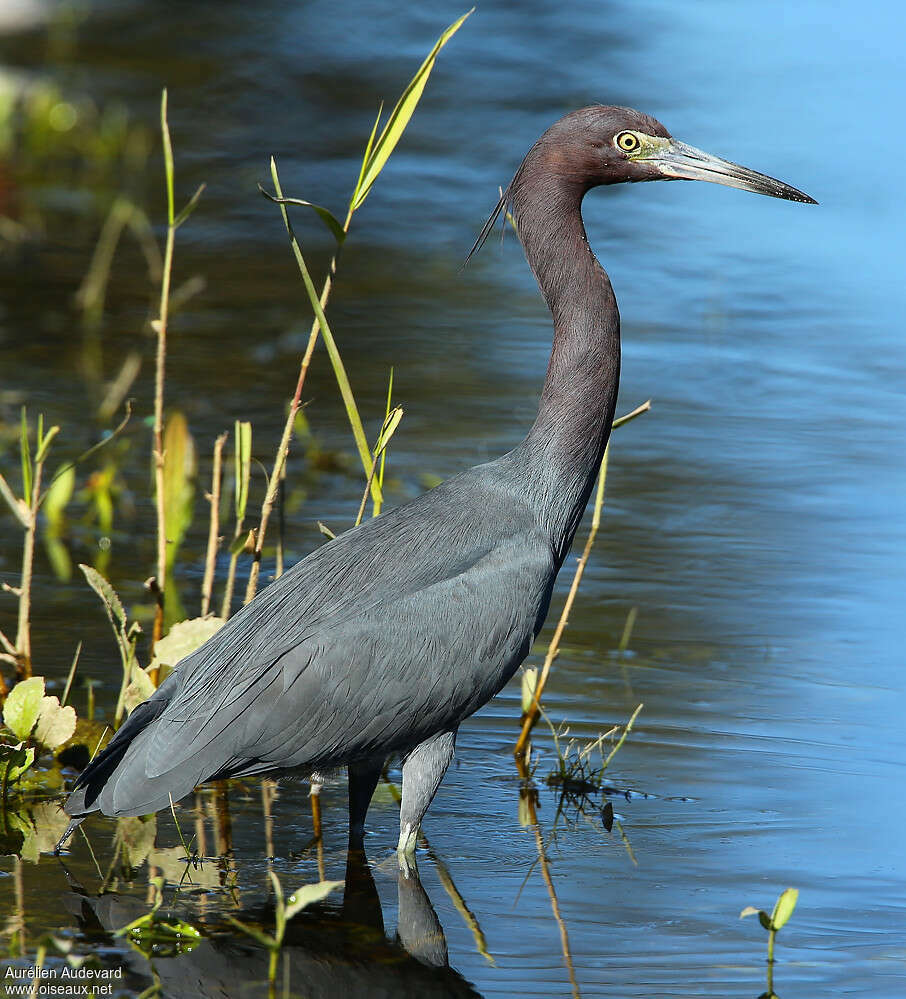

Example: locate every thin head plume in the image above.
[463,180,514,269]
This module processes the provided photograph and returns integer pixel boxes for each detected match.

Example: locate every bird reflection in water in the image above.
[62,849,482,999]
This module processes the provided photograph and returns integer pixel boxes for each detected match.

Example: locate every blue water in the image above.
[0,0,903,996]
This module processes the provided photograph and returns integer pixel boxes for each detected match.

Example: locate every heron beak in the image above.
[652,139,817,204]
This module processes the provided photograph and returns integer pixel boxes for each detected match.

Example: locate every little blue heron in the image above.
[58,106,814,856]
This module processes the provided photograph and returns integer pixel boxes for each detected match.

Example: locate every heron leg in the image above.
[398,729,456,856]
[347,757,384,848]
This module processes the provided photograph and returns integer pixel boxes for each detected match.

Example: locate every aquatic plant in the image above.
[741,886,799,997]
[228,871,344,992]
[0,410,61,685]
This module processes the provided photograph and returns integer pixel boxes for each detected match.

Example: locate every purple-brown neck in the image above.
[507,156,621,562]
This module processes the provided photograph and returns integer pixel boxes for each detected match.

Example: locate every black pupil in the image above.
[622,135,634,148]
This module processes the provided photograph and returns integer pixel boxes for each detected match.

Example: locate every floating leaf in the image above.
[34,694,77,749]
[3,677,45,741]
[117,815,158,869]
[284,879,345,920]
[19,802,71,863]
[350,9,472,211]
[771,887,799,930]
[149,845,222,889]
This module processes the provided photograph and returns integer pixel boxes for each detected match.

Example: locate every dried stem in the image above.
[12,458,42,679]
[514,444,609,758]
[201,433,228,616]
[514,400,651,757]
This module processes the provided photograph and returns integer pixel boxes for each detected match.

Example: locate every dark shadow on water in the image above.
[61,847,482,999]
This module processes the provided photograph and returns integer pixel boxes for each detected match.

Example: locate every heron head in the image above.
[554,105,816,203]
[466,105,815,265]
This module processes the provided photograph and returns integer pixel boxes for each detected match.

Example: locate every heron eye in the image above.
[616,131,640,153]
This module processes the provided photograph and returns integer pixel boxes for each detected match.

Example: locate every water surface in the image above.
[0,1,903,996]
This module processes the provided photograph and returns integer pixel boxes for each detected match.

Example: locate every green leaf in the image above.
[771,887,799,930]
[284,879,344,920]
[20,407,32,501]
[173,183,206,230]
[758,910,773,931]
[43,464,75,533]
[44,536,72,582]
[0,807,28,855]
[375,405,403,456]
[350,9,472,211]
[229,530,253,556]
[257,186,346,245]
[3,677,45,741]
[161,88,174,227]
[353,101,385,201]
[162,412,196,570]
[0,742,35,786]
[34,425,60,465]
[34,695,77,749]
[269,158,380,507]
[79,563,127,632]
[234,420,252,521]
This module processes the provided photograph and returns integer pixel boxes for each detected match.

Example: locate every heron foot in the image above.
[397,821,418,858]
[396,828,418,878]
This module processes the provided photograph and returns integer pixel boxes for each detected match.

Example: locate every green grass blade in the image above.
[20,407,32,501]
[160,89,174,227]
[269,157,381,505]
[173,183,206,230]
[258,186,346,245]
[354,102,384,199]
[350,9,472,212]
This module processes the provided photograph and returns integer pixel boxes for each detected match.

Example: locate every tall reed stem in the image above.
[152,89,177,643]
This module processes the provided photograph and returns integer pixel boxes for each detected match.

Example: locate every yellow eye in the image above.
[616,131,640,153]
